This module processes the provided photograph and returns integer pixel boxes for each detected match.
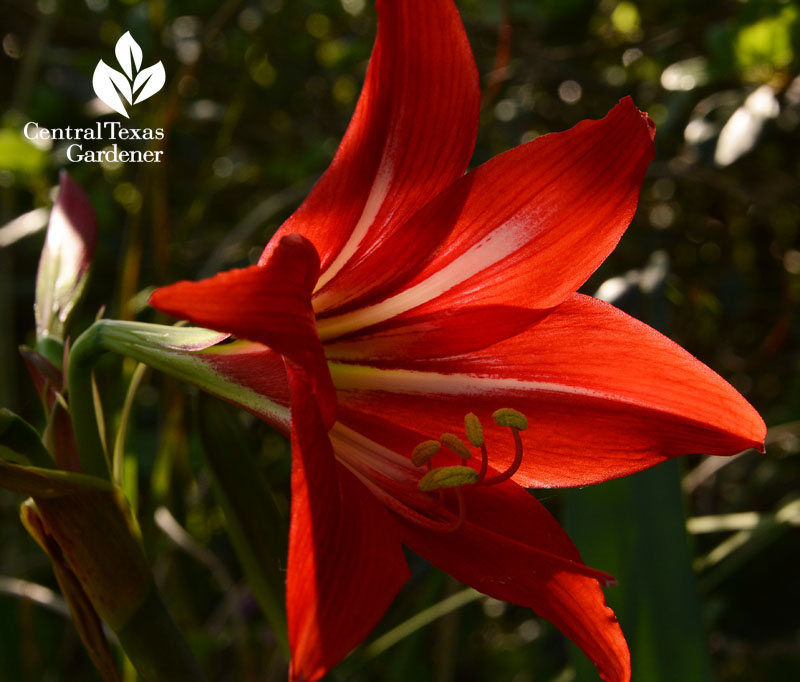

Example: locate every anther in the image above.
[412,440,441,467]
[464,413,484,447]
[472,407,529,486]
[403,408,528,534]
[492,408,528,431]
[441,433,471,460]
[418,465,478,492]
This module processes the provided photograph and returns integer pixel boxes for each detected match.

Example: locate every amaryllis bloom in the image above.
[147,1,765,680]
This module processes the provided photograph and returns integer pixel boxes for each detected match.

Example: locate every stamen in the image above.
[480,426,524,486]
[449,487,467,532]
[477,443,489,481]
[412,440,441,467]
[492,408,528,431]
[464,413,484,447]
[420,487,468,534]
[401,407,529,534]
[418,465,478,492]
[370,484,466,533]
[475,408,529,486]
[441,433,471,460]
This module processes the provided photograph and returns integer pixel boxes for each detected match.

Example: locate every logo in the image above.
[92,32,165,119]
[21,31,166,163]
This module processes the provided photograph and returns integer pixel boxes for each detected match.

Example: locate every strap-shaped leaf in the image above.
[21,501,122,682]
[197,396,289,655]
[0,408,54,468]
[0,461,148,629]
[1,461,207,681]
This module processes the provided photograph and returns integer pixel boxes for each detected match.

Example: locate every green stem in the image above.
[59,322,210,680]
[115,586,207,682]
[198,397,290,656]
[67,323,110,479]
[113,362,148,486]
[67,319,290,658]
[35,334,65,370]
[363,588,480,661]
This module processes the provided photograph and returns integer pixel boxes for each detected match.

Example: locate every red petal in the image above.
[316,98,656,340]
[263,0,479,297]
[149,234,336,426]
[329,294,765,488]
[396,479,630,682]
[324,305,548,362]
[285,365,409,682]
[196,342,291,430]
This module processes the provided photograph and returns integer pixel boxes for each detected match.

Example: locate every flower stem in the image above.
[67,322,110,479]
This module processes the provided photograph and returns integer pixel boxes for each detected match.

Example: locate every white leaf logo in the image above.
[133,62,166,104]
[93,60,132,117]
[92,32,164,118]
[115,31,142,79]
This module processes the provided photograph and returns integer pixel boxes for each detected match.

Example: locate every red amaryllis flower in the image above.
[149,1,766,680]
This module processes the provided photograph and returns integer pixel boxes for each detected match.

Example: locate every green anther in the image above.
[492,408,528,431]
[418,466,479,492]
[464,413,484,447]
[441,433,471,460]
[412,440,441,467]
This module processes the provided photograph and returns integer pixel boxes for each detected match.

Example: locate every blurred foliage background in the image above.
[1,0,799,680]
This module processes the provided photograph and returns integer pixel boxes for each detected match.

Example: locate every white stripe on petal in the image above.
[314,160,395,295]
[317,216,534,340]
[329,362,618,403]
[330,421,417,483]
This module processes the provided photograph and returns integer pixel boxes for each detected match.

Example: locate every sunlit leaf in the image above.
[715,85,779,166]
[610,1,640,37]
[734,5,798,77]
[0,128,47,175]
[661,57,709,92]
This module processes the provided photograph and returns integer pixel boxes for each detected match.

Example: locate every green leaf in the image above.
[0,128,47,175]
[196,396,289,656]
[2,461,206,682]
[564,461,713,682]
[21,501,123,682]
[0,407,54,468]
[734,5,798,75]
[0,460,149,629]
